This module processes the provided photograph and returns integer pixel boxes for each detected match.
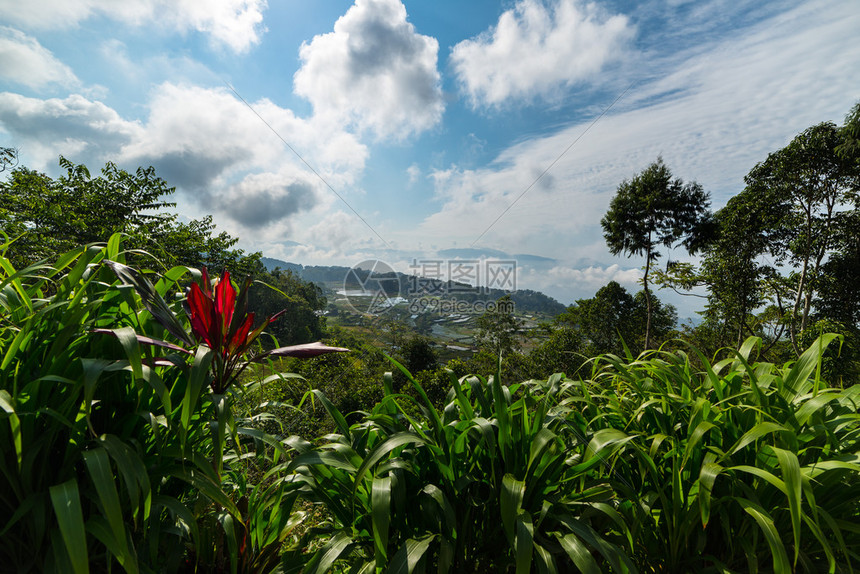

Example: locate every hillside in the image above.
[261,256,567,315]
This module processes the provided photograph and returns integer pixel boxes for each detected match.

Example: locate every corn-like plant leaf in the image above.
[557,532,601,574]
[698,462,724,527]
[309,389,351,439]
[99,434,152,522]
[772,447,803,565]
[781,334,839,398]
[152,495,199,544]
[104,260,194,345]
[83,448,135,571]
[501,474,526,545]
[372,475,391,565]
[0,390,22,469]
[305,531,354,574]
[533,542,558,574]
[736,498,791,574]
[389,535,436,574]
[515,510,534,574]
[353,433,428,502]
[49,479,89,574]
[728,422,790,456]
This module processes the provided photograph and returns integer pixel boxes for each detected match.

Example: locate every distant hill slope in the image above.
[261,256,566,315]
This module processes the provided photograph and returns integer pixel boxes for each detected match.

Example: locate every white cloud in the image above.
[546,264,641,289]
[0,83,368,235]
[406,163,420,185]
[0,0,267,53]
[214,171,320,231]
[420,0,860,260]
[293,0,443,140]
[0,92,143,169]
[0,27,79,90]
[118,82,367,191]
[450,0,633,108]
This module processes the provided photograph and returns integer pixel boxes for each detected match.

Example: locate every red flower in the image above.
[187,269,288,392]
[103,261,349,395]
[187,269,274,356]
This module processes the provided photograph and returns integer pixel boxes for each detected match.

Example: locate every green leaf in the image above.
[0,390,22,469]
[557,533,600,574]
[372,475,391,565]
[389,535,436,574]
[50,479,89,574]
[83,448,135,571]
[737,498,791,574]
[781,333,839,397]
[772,447,802,566]
[501,473,525,545]
[728,422,790,456]
[698,462,724,527]
[305,531,354,574]
[352,433,428,502]
[309,389,351,439]
[514,511,534,574]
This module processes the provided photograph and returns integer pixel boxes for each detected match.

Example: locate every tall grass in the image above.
[0,236,303,573]
[266,338,860,573]
[2,236,859,573]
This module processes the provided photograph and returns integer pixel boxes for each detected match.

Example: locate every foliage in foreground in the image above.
[1,240,860,573]
[271,336,860,573]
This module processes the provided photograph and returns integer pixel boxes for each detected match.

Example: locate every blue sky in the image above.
[1,0,859,319]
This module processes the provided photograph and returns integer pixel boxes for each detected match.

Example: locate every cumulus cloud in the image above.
[215,171,319,229]
[450,0,632,108]
[0,83,368,236]
[118,82,367,192]
[0,27,79,90]
[546,264,641,288]
[0,0,267,53]
[0,92,142,168]
[293,0,443,140]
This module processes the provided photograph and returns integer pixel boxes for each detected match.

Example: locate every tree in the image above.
[474,295,522,358]
[741,122,860,353]
[837,100,860,161]
[247,268,328,346]
[0,147,17,173]
[697,187,787,348]
[601,158,712,349]
[526,326,585,378]
[555,281,677,356]
[0,157,262,274]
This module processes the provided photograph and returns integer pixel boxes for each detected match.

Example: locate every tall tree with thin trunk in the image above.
[742,121,860,354]
[601,158,712,349]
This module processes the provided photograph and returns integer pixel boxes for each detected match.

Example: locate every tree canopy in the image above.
[0,157,263,275]
[601,158,712,349]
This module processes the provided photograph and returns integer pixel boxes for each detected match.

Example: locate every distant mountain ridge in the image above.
[261,256,566,315]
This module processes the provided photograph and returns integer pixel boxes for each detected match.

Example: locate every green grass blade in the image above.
[515,511,534,574]
[50,479,89,574]
[389,535,435,574]
[83,448,135,571]
[501,473,525,545]
[772,447,802,566]
[372,475,391,565]
[0,390,22,469]
[557,533,600,574]
[352,432,428,501]
[737,498,791,574]
[305,531,354,574]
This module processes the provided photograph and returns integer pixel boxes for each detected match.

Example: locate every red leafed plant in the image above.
[102,261,348,393]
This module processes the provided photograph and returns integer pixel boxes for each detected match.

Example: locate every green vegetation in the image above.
[2,101,860,572]
[2,239,860,572]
